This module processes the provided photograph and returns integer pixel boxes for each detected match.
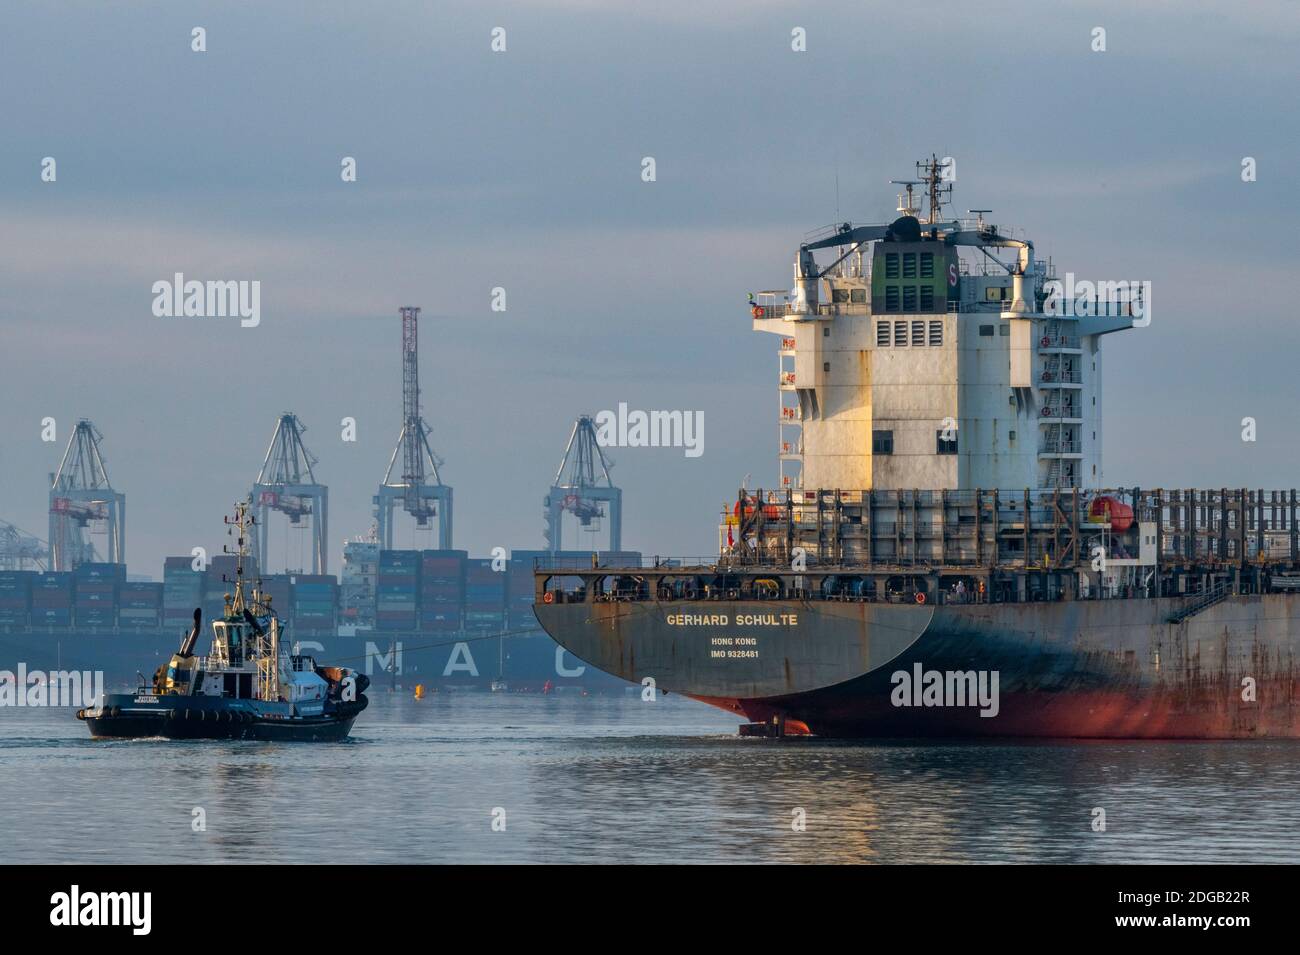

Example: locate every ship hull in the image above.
[80,714,357,741]
[533,594,1300,739]
[78,694,364,741]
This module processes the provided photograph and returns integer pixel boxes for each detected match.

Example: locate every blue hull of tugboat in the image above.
[79,693,366,741]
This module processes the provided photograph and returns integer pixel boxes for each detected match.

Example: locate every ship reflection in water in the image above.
[2,693,1298,864]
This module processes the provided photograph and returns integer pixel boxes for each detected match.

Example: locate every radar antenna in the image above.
[916,154,954,224]
[890,179,922,218]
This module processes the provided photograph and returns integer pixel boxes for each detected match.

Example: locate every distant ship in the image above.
[534,156,1300,739]
[78,503,369,740]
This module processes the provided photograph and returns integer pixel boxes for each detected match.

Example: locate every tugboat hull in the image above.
[78,695,366,741]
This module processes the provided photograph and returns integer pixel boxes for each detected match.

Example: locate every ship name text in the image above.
[666,613,797,626]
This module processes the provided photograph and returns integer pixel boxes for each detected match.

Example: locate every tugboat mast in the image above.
[222,500,256,615]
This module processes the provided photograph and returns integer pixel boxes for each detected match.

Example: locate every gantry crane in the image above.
[251,412,328,574]
[374,306,452,549]
[544,415,621,553]
[48,419,125,571]
[0,521,49,571]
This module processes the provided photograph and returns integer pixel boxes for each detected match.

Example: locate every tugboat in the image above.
[77,502,369,740]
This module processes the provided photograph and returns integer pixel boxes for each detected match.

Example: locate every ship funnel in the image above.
[178,607,202,657]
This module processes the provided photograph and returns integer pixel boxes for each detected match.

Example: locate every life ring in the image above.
[1041,336,1050,346]
[751,305,764,319]
[542,591,555,604]
[915,592,927,605]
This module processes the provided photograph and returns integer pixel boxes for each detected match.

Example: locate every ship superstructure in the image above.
[755,156,1136,493]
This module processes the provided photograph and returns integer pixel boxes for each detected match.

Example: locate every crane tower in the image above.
[48,419,125,571]
[544,415,622,553]
[374,306,453,549]
[251,412,328,574]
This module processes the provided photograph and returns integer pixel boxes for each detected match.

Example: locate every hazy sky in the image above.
[2,1,1298,576]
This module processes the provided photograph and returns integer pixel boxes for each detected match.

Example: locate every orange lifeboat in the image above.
[1089,495,1134,531]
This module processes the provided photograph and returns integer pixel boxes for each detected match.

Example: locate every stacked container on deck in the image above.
[118,581,163,630]
[506,550,548,630]
[31,571,74,629]
[163,557,204,631]
[465,558,506,631]
[420,550,466,631]
[376,550,419,631]
[74,562,124,630]
[292,574,338,634]
[0,571,34,629]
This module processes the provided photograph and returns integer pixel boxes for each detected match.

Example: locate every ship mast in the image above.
[916,153,953,225]
[222,500,256,615]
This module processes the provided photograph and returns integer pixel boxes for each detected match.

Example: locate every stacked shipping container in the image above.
[74,562,123,630]
[31,571,73,629]
[119,581,163,630]
[292,574,338,634]
[163,557,204,631]
[376,550,419,631]
[420,550,466,631]
[506,550,547,629]
[0,571,34,629]
[465,558,506,631]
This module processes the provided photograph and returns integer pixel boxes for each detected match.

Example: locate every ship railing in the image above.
[1038,335,1081,349]
[947,301,1011,313]
[752,303,871,320]
[1038,369,1082,384]
[535,556,736,572]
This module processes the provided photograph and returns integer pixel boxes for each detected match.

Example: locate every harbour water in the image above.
[2,692,1298,864]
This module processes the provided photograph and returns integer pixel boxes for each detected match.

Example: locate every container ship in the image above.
[532,157,1300,739]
